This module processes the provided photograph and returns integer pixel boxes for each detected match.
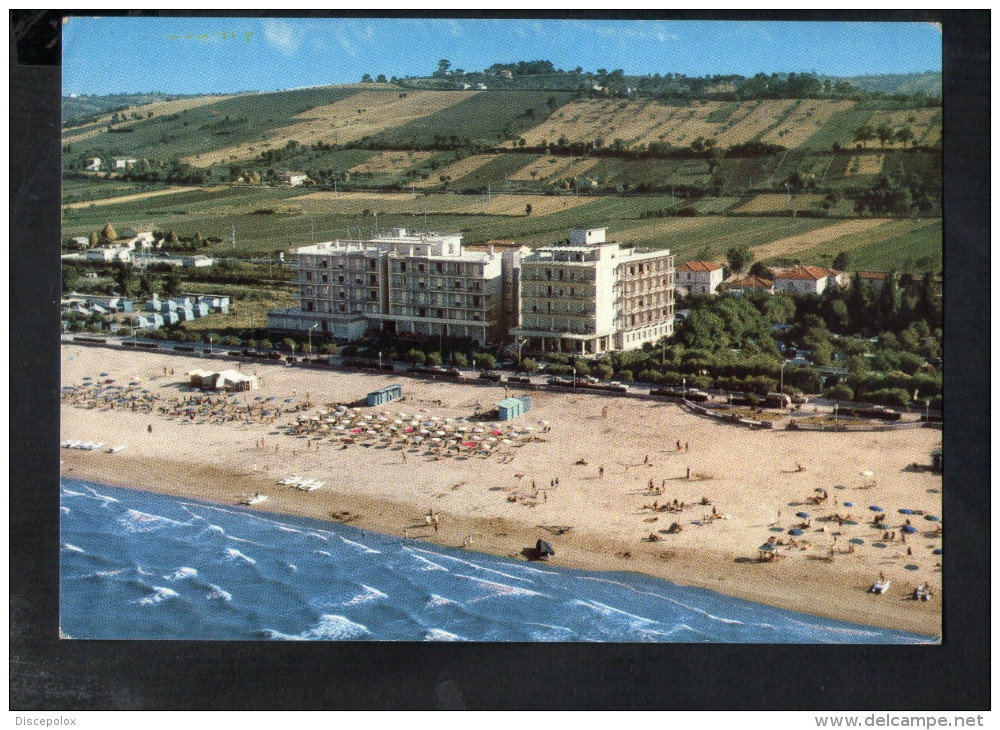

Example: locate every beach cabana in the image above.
[366,384,403,407]
[215,369,258,392]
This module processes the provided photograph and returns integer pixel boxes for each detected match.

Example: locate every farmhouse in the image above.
[512,228,675,355]
[852,271,888,290]
[112,158,137,170]
[84,158,102,172]
[676,260,725,296]
[773,266,846,295]
[277,171,310,187]
[722,275,775,296]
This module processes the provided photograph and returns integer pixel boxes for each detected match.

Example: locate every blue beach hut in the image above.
[497,396,531,421]
[366,384,402,407]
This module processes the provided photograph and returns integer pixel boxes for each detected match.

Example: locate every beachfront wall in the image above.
[366,384,403,407]
[497,396,531,420]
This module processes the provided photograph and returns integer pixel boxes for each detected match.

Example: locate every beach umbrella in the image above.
[860,470,874,477]
[932,548,942,555]
[898,508,915,515]
[536,539,555,557]
[464,441,476,448]
[843,502,855,507]
[788,528,804,536]
[796,511,810,519]
[82,376,92,381]
[100,372,108,377]
[869,505,884,512]
[901,525,917,535]
[849,538,864,545]
[924,515,940,522]
[758,542,776,553]
[351,428,361,434]
[492,430,502,436]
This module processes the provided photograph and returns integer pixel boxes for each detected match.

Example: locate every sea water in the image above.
[59,478,935,643]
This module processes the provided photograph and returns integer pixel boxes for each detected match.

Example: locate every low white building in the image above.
[112,158,137,170]
[278,171,309,187]
[84,247,132,263]
[85,158,102,172]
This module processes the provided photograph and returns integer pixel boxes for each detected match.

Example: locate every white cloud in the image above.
[336,28,357,57]
[447,19,462,37]
[263,19,298,56]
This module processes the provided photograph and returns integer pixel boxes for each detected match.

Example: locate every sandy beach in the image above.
[60,343,943,637]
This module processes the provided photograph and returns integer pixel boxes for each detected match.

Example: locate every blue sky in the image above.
[62,16,942,96]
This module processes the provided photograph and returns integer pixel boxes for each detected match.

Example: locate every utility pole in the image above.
[231,224,236,251]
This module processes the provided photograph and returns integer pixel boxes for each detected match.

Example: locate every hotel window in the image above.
[305,271,313,282]
[321,274,328,283]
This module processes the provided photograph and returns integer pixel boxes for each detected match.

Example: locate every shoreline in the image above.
[60,344,942,638]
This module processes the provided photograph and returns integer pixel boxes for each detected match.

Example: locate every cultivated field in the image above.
[507,98,894,153]
[347,150,433,175]
[62,185,206,210]
[757,99,856,148]
[410,154,500,189]
[750,218,891,261]
[62,95,237,145]
[845,153,886,177]
[733,193,827,214]
[180,90,478,167]
[507,155,598,183]
[862,107,942,149]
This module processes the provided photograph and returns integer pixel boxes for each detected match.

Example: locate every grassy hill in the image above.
[62,92,209,123]
[61,80,942,274]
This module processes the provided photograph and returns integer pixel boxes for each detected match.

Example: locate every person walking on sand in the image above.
[599,465,605,478]
[676,440,681,451]
[147,424,152,433]
[685,442,689,452]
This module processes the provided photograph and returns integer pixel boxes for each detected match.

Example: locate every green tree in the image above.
[62,267,80,294]
[725,245,754,275]
[452,352,468,367]
[89,230,99,247]
[102,222,118,242]
[114,263,132,297]
[163,270,181,297]
[875,123,894,148]
[826,383,854,401]
[894,126,916,148]
[853,125,875,148]
[426,351,443,366]
[520,357,538,374]
[832,251,851,270]
[525,203,533,216]
[474,352,496,369]
[434,59,451,77]
[139,272,155,298]
[405,348,426,365]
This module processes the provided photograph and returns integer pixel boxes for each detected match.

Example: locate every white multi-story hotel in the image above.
[268,229,515,346]
[512,228,675,355]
